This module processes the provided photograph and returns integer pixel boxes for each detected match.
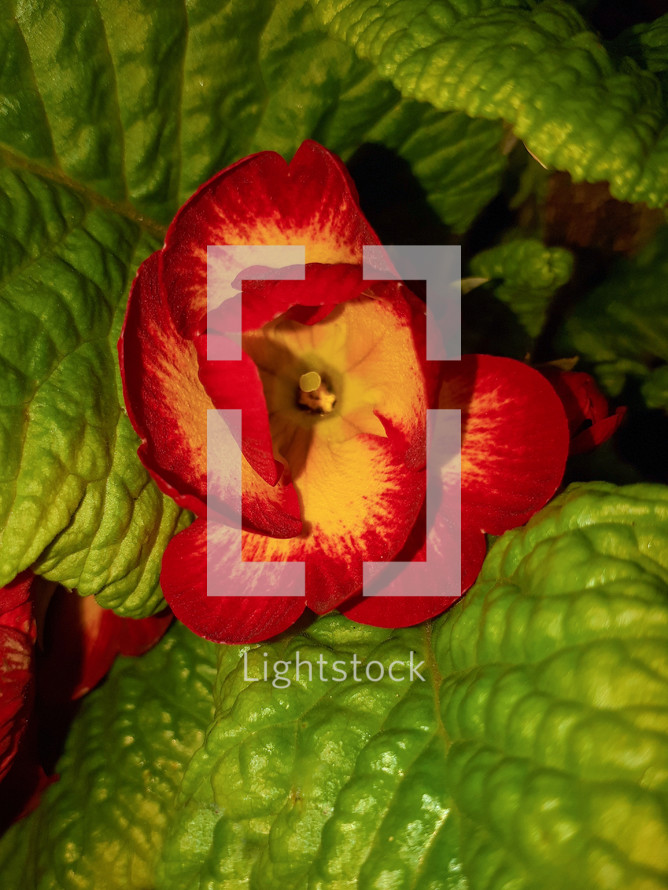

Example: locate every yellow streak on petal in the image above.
[241,293,427,565]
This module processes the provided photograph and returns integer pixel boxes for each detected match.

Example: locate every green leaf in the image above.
[0,620,218,888]
[642,365,668,412]
[611,14,668,95]
[3,482,668,889]
[0,0,508,228]
[468,238,573,343]
[0,0,508,611]
[556,225,668,402]
[310,0,668,207]
[433,480,668,890]
[0,164,187,614]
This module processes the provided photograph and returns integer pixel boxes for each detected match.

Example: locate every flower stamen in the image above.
[298,370,337,415]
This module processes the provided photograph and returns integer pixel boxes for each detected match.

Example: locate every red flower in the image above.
[38,588,173,702]
[119,141,569,643]
[0,572,36,785]
[0,575,171,824]
[539,365,626,455]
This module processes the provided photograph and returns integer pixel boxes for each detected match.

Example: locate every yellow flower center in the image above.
[239,292,427,576]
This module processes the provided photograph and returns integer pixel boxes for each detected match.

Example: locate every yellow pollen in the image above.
[299,371,322,393]
[297,370,337,415]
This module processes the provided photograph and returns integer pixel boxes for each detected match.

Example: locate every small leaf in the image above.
[467,238,573,350]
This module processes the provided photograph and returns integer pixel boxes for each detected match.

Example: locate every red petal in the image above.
[238,263,368,331]
[539,366,626,455]
[39,589,173,701]
[196,344,284,487]
[443,355,569,535]
[161,141,380,340]
[161,519,305,644]
[113,610,173,659]
[340,514,485,627]
[0,625,33,784]
[119,254,302,537]
[0,572,36,785]
[0,570,36,635]
[119,252,212,515]
[540,366,608,431]
[570,406,627,455]
[344,355,569,627]
[0,716,58,829]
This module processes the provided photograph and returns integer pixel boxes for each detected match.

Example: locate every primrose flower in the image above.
[119,141,569,643]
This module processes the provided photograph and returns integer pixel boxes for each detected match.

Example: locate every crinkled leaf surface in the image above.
[0,0,508,228]
[311,0,668,206]
[0,165,185,615]
[0,620,218,887]
[0,0,509,614]
[2,482,667,889]
[556,224,668,407]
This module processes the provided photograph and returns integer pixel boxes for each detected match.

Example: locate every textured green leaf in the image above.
[3,482,668,889]
[435,481,668,890]
[0,621,218,888]
[556,225,668,402]
[469,238,573,340]
[0,0,509,612]
[0,0,508,228]
[0,164,186,613]
[311,0,668,207]
[183,0,508,232]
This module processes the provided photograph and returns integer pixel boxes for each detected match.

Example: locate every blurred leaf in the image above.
[556,225,668,401]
